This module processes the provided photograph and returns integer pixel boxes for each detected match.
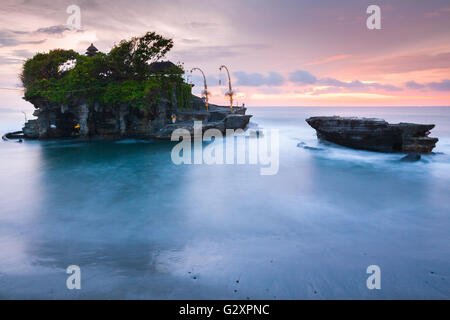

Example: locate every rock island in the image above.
[306,116,438,154]
[19,32,251,140]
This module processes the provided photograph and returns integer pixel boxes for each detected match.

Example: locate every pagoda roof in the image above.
[86,43,99,56]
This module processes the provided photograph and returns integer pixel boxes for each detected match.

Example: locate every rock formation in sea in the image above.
[306,116,438,154]
[22,94,251,140]
[19,32,252,141]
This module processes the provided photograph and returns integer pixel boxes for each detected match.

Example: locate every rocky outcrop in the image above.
[306,116,438,154]
[225,114,253,130]
[21,96,252,140]
[156,121,225,139]
[22,120,39,139]
[400,154,421,162]
[2,131,24,140]
[155,113,252,140]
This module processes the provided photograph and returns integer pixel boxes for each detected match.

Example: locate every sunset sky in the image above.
[1,0,450,110]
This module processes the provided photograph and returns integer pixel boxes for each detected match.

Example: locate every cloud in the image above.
[0,24,80,48]
[425,7,450,18]
[289,70,317,84]
[234,71,285,86]
[404,79,450,91]
[368,83,403,92]
[257,87,282,95]
[0,56,25,65]
[427,79,450,91]
[36,25,70,35]
[305,54,351,66]
[173,43,268,62]
[0,0,449,107]
[290,70,403,92]
[0,30,46,47]
[319,77,357,88]
[321,78,402,92]
[12,49,34,59]
[375,52,450,73]
[311,87,342,95]
[185,22,219,29]
[189,74,221,90]
[181,38,200,44]
[405,81,427,90]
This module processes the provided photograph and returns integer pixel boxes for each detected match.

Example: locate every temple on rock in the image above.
[85,43,99,57]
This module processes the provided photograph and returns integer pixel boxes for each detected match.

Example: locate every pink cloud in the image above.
[425,7,450,18]
[305,54,351,66]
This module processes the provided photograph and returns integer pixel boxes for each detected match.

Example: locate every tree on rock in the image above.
[108,31,174,81]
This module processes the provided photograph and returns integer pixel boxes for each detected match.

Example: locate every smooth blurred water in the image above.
[0,107,449,299]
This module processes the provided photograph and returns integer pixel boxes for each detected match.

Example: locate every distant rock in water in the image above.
[2,131,25,141]
[306,116,438,154]
[400,154,421,162]
[303,146,324,151]
[296,142,324,151]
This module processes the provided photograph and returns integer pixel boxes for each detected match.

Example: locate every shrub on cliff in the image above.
[20,49,80,88]
[21,32,190,110]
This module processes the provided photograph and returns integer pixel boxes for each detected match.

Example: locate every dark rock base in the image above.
[20,96,252,141]
[306,116,438,154]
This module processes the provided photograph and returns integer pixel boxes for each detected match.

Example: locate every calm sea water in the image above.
[0,107,449,299]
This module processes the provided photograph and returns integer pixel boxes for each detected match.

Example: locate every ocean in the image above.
[0,106,449,299]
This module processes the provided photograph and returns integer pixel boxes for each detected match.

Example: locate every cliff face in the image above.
[306,116,438,154]
[22,95,251,140]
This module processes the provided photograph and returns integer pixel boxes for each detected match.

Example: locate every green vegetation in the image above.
[21,32,191,110]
